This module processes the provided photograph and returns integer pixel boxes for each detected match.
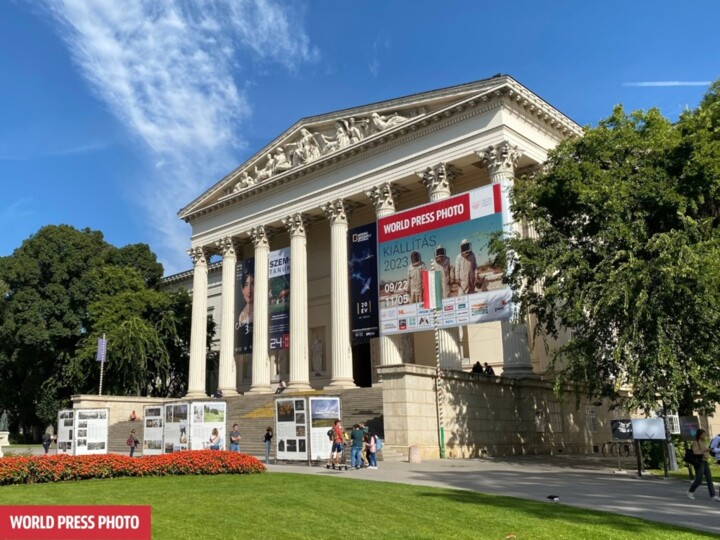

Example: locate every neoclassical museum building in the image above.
[160,75,620,458]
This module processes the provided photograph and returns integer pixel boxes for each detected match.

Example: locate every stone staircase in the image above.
[109,420,143,455]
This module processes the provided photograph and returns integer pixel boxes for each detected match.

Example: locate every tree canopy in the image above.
[0,225,200,433]
[495,81,720,415]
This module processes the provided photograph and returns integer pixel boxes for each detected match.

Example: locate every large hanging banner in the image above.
[275,397,308,460]
[348,222,379,340]
[190,401,227,450]
[235,257,255,354]
[308,396,341,461]
[56,409,75,455]
[163,402,189,453]
[143,406,164,455]
[377,184,511,335]
[268,248,290,351]
[74,409,109,455]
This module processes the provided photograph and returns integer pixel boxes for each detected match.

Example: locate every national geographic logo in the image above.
[352,232,371,243]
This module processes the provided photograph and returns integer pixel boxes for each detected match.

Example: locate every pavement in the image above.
[8,447,718,535]
[264,455,719,536]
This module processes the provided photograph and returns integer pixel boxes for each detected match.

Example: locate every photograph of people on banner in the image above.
[268,248,290,350]
[377,184,511,335]
[235,257,255,354]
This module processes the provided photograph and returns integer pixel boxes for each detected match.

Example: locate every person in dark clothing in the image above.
[42,432,52,454]
[471,361,483,374]
[350,424,365,469]
[483,363,496,376]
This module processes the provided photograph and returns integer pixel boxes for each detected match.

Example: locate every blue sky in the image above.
[1,1,718,275]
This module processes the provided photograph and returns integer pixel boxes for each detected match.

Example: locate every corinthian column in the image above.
[477,142,534,378]
[186,246,209,398]
[366,183,402,368]
[418,163,464,369]
[322,200,356,388]
[246,226,272,393]
[283,213,311,390]
[216,237,238,396]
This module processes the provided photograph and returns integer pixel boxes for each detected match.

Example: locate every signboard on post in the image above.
[377,184,511,335]
[611,419,633,440]
[143,406,164,455]
[308,396,341,461]
[275,397,308,460]
[631,418,666,440]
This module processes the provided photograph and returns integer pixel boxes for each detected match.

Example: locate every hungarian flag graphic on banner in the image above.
[422,270,442,310]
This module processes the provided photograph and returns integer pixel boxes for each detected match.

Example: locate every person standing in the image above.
[366,432,378,469]
[454,239,477,294]
[483,363,496,376]
[471,361,483,374]
[329,419,345,469]
[42,431,52,455]
[350,424,365,469]
[687,429,720,501]
[127,429,139,457]
[263,427,273,464]
[229,423,241,452]
[209,428,222,450]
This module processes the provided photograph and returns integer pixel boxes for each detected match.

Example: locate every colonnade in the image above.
[185,140,535,397]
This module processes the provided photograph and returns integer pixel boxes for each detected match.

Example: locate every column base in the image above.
[501,366,538,379]
[218,387,239,397]
[245,385,272,395]
[185,391,208,399]
[325,378,356,390]
[288,382,312,391]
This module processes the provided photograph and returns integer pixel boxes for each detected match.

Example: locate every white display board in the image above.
[142,406,164,455]
[74,408,109,455]
[631,417,667,440]
[57,409,75,455]
[190,402,227,450]
[275,397,308,460]
[163,402,189,453]
[308,397,341,461]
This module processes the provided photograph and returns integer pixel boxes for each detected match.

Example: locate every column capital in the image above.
[282,213,306,237]
[215,236,237,257]
[322,199,348,225]
[476,142,522,180]
[365,182,396,216]
[249,225,270,249]
[188,246,208,266]
[417,163,461,200]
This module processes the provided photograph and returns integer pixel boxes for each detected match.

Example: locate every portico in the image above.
[177,75,582,397]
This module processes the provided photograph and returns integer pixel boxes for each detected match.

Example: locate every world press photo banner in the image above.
[268,248,290,350]
[348,222,379,340]
[377,183,512,336]
[235,257,255,354]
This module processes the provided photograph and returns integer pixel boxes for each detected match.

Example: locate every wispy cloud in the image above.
[1,198,34,221]
[623,81,711,87]
[0,141,109,161]
[369,36,390,78]
[43,0,318,273]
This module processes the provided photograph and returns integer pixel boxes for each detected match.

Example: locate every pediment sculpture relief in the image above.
[226,107,426,196]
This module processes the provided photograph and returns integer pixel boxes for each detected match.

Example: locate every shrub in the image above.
[0,451,265,485]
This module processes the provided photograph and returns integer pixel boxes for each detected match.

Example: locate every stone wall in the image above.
[378,364,615,460]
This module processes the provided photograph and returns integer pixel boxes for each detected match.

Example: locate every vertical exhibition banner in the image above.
[268,248,290,351]
[190,401,227,450]
[142,406,164,455]
[275,397,308,460]
[377,184,512,335]
[56,409,75,455]
[235,257,255,354]
[163,402,189,453]
[308,396,341,461]
[348,222,379,339]
[74,409,109,455]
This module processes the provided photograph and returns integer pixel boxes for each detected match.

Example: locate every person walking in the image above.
[229,424,241,452]
[329,419,345,469]
[42,432,52,455]
[350,424,365,469]
[127,429,139,457]
[687,429,720,501]
[263,426,273,464]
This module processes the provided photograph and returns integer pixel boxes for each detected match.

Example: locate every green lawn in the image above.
[0,474,710,539]
[648,462,720,481]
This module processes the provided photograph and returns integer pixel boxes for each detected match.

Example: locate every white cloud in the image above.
[368,36,390,78]
[623,81,711,87]
[43,0,317,274]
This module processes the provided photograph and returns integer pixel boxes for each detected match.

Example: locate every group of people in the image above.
[471,361,495,376]
[327,419,379,470]
[406,240,480,303]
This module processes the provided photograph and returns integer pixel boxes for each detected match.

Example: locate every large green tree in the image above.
[495,82,720,415]
[0,225,199,434]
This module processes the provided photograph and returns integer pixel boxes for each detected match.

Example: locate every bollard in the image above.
[408,446,421,464]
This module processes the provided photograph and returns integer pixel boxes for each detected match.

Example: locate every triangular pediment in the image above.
[178,75,580,221]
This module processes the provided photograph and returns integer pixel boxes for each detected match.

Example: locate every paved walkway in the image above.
[265,455,719,535]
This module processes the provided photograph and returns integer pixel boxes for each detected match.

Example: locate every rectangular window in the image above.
[548,401,563,433]
[585,405,598,433]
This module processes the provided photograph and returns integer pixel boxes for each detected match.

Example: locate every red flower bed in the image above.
[0,451,265,485]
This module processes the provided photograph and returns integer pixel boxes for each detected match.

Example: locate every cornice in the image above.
[179,78,582,224]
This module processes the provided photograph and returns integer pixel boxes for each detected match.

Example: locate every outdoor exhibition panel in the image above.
[275,397,308,460]
[308,396,340,461]
[142,405,164,455]
[56,408,109,455]
[190,401,227,450]
[163,402,189,453]
[56,409,75,455]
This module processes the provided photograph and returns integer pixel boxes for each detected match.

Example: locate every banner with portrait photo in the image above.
[348,222,379,340]
[235,257,255,354]
[268,248,290,351]
[377,184,511,335]
[190,401,227,450]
